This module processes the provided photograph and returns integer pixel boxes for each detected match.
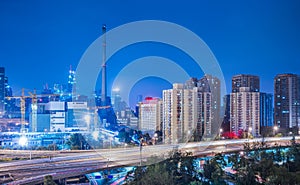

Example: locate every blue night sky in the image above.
[0,0,300,106]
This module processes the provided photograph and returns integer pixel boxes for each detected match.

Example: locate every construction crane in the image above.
[5,88,60,133]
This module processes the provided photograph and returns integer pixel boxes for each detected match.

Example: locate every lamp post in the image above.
[107,137,113,168]
[248,127,252,138]
[124,143,127,149]
[19,135,31,159]
[274,125,278,136]
[153,133,158,145]
[139,138,144,166]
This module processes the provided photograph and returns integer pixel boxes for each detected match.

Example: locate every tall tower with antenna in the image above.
[97,24,117,129]
[101,24,107,106]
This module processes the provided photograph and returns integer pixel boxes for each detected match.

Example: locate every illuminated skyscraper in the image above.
[67,65,76,94]
[185,75,221,137]
[230,74,261,137]
[198,74,221,136]
[4,76,15,117]
[0,67,5,116]
[274,74,300,132]
[260,93,273,128]
[230,87,260,137]
[163,84,211,144]
[232,74,260,93]
[221,95,231,132]
[138,97,162,133]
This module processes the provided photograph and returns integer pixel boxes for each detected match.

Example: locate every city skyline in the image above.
[0,1,300,99]
[1,2,300,184]
[1,64,300,108]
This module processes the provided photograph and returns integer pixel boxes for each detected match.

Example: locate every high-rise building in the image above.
[65,102,89,131]
[260,93,273,128]
[230,74,261,137]
[0,67,5,116]
[198,74,221,135]
[274,74,300,132]
[138,97,162,133]
[46,101,66,132]
[185,75,221,136]
[4,76,15,117]
[230,87,260,137]
[162,83,211,144]
[163,84,184,144]
[29,103,50,132]
[221,95,231,132]
[232,74,260,93]
[4,77,12,97]
[67,65,76,95]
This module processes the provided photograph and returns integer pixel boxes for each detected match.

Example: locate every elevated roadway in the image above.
[1,136,298,185]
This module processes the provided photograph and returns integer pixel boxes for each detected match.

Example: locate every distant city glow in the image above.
[31,104,37,110]
[113,87,120,92]
[84,115,91,123]
[19,136,28,147]
[92,131,99,140]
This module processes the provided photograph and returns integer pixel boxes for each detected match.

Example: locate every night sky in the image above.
[0,1,300,107]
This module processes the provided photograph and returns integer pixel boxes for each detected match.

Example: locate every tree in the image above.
[47,143,58,151]
[129,164,175,185]
[44,175,56,185]
[128,150,200,185]
[273,144,283,163]
[68,133,87,150]
[288,135,300,171]
[203,153,226,184]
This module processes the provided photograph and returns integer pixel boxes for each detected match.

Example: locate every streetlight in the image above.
[124,143,128,149]
[19,135,31,160]
[19,135,28,147]
[274,125,278,136]
[153,133,158,145]
[219,128,223,139]
[139,138,144,166]
[107,137,113,168]
[248,127,252,138]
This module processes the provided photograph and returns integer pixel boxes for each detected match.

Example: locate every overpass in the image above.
[1,136,299,185]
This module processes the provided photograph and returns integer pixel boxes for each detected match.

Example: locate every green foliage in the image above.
[129,164,175,185]
[127,137,300,185]
[47,143,58,151]
[203,154,226,184]
[232,138,300,185]
[127,150,199,185]
[43,175,56,185]
[68,133,88,150]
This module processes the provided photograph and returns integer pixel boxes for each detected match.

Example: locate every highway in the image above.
[0,136,299,185]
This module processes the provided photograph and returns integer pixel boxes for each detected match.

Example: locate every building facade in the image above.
[260,93,273,128]
[138,97,162,133]
[46,101,66,132]
[65,101,89,130]
[274,74,300,132]
[198,74,221,135]
[221,94,231,132]
[162,83,212,144]
[230,87,260,137]
[0,67,5,116]
[232,74,260,93]
[230,74,261,137]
